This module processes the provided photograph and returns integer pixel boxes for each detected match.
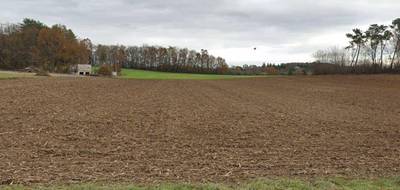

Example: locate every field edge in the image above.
[2,177,400,190]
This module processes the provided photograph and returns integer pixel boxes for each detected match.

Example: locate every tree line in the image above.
[313,18,400,74]
[93,45,229,74]
[0,18,229,75]
[0,19,91,73]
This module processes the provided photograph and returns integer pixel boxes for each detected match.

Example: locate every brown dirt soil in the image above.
[0,75,400,185]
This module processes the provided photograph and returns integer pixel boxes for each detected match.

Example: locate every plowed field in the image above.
[1,75,400,184]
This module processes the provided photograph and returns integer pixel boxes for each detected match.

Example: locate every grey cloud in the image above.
[1,0,400,64]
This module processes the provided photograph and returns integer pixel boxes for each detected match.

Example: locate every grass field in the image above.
[0,68,262,80]
[119,69,259,80]
[3,178,400,190]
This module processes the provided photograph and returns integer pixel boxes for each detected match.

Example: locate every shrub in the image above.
[35,69,50,76]
[97,64,113,76]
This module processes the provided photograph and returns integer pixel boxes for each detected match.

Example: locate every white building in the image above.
[76,64,92,76]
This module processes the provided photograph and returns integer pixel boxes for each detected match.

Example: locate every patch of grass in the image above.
[0,73,17,79]
[2,178,400,190]
[241,178,400,190]
[119,69,261,80]
[0,71,35,79]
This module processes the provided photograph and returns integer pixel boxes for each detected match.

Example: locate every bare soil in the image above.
[0,75,400,184]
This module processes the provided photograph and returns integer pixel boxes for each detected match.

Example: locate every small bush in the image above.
[97,65,113,76]
[35,70,50,76]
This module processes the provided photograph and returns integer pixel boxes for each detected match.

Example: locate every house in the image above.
[76,64,91,76]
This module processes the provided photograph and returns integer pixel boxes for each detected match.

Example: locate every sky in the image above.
[1,0,400,65]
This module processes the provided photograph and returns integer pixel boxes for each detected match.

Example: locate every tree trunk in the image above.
[355,45,361,67]
[350,48,356,67]
[391,40,399,70]
[380,42,385,70]
[372,46,378,66]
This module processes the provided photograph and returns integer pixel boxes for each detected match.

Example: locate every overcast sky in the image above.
[1,0,400,65]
